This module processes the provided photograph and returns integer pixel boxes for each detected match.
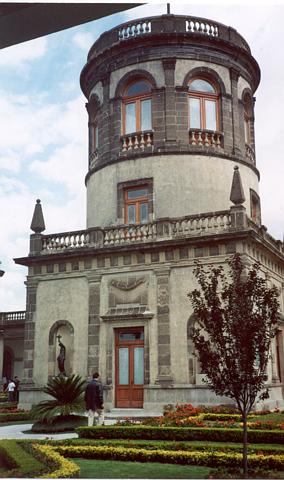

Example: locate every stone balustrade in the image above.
[40,211,231,254]
[186,19,218,37]
[245,143,255,164]
[87,14,250,61]
[189,129,223,148]
[118,20,151,39]
[0,311,26,324]
[121,131,153,152]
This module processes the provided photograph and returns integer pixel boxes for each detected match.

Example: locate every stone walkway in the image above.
[0,418,117,440]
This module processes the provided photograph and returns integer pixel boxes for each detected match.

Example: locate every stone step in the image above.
[105,408,161,418]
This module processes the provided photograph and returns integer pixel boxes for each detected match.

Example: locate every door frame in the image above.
[115,326,144,408]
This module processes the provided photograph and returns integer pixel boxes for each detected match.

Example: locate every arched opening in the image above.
[122,78,152,135]
[48,321,74,378]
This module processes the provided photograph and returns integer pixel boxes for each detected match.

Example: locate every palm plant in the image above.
[30,374,86,423]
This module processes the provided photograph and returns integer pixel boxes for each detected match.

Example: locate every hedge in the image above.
[0,440,44,477]
[0,411,31,423]
[55,444,284,470]
[77,425,284,444]
[31,444,80,478]
[51,437,284,455]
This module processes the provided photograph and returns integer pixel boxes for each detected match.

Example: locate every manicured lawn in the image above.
[252,413,284,422]
[73,458,213,479]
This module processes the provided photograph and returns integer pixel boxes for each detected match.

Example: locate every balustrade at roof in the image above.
[81,13,260,96]
[13,210,284,266]
[0,311,26,325]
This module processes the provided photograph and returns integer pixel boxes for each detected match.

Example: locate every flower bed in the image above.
[55,444,284,470]
[31,444,80,478]
[76,425,284,444]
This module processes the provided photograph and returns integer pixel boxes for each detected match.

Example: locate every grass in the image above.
[0,440,45,477]
[72,458,213,478]
[252,413,284,422]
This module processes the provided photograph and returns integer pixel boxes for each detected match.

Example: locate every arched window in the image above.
[122,79,152,135]
[188,78,219,131]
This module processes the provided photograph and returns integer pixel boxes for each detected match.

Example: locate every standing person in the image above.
[84,372,104,426]
[6,379,16,403]
[14,376,20,403]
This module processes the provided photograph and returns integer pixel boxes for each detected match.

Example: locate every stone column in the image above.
[155,268,173,385]
[163,59,177,145]
[0,330,4,379]
[230,68,241,156]
[87,274,102,375]
[22,278,38,384]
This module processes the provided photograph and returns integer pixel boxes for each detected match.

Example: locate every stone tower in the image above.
[15,13,284,410]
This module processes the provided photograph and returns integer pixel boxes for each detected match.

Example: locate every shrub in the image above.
[31,444,79,478]
[55,444,284,470]
[0,411,31,423]
[76,425,284,444]
[30,374,85,423]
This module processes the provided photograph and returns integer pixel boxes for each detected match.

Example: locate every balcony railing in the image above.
[40,210,232,253]
[189,129,223,148]
[121,131,153,153]
[0,311,26,325]
[87,14,250,61]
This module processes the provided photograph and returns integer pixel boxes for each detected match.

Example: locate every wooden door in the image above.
[115,328,144,408]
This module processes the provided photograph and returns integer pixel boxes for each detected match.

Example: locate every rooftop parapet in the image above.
[86,13,251,62]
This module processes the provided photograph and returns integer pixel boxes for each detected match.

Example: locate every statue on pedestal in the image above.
[56,335,66,376]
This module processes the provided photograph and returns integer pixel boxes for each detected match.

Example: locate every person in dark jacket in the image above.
[84,372,104,426]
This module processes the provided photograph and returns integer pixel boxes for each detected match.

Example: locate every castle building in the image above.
[2,13,284,409]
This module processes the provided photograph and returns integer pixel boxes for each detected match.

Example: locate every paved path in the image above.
[0,417,117,440]
[0,423,78,440]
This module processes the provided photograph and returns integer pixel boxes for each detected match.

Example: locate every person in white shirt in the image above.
[6,379,16,402]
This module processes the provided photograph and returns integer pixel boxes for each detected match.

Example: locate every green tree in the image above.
[188,253,279,477]
[30,374,85,422]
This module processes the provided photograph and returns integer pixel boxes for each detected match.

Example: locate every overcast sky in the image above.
[0,1,283,311]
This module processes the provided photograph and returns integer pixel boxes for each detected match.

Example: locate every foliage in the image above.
[31,444,80,478]
[77,425,284,444]
[54,444,284,470]
[30,374,85,423]
[188,254,279,412]
[0,411,31,423]
[188,253,280,476]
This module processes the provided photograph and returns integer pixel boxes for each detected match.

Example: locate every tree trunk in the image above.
[242,411,248,478]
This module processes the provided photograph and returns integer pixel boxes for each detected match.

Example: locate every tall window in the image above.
[124,186,149,224]
[93,124,98,150]
[243,93,253,145]
[122,79,152,135]
[188,78,219,131]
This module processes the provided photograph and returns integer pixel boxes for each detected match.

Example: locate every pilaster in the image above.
[22,278,38,384]
[0,330,4,380]
[163,59,177,144]
[155,267,173,385]
[230,68,241,155]
[87,274,102,375]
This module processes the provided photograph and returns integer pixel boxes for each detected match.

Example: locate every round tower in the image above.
[81,13,261,228]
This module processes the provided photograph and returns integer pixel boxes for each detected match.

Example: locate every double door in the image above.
[115,327,144,408]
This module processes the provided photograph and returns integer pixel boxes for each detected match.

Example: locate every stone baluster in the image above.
[127,136,133,150]
[134,135,139,149]
[140,133,145,150]
[146,132,152,147]
[198,131,203,145]
[204,132,209,146]
[122,137,127,151]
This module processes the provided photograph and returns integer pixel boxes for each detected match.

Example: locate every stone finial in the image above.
[30,199,45,233]
[230,166,245,205]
